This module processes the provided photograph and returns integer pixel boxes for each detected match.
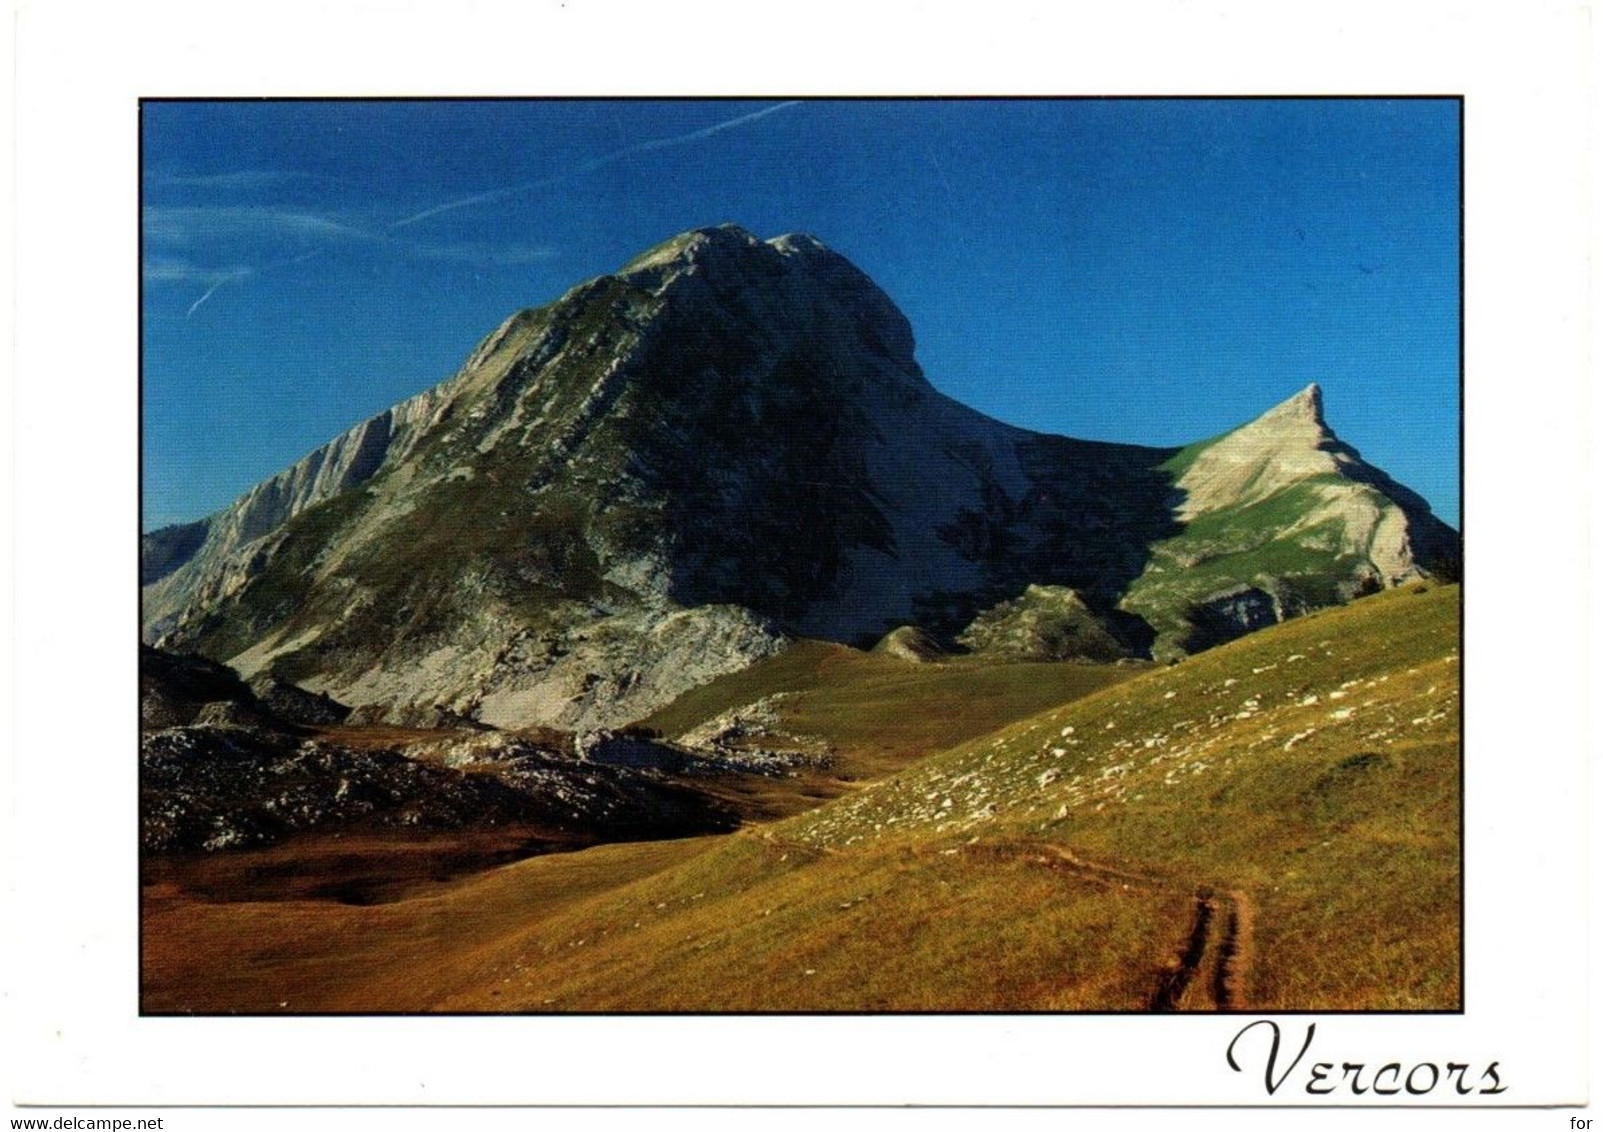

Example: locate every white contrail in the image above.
[180,265,259,318]
[180,253,319,318]
[185,280,226,318]
[170,102,802,314]
[390,100,801,229]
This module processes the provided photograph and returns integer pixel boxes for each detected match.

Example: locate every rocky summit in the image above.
[141,224,1459,729]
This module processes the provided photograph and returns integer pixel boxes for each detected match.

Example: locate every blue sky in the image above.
[142,99,1460,529]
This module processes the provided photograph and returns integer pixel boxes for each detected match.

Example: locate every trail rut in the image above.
[1024,844,1254,1011]
[755,830,1255,1010]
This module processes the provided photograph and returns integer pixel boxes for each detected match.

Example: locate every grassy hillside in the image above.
[779,580,1461,1009]
[144,583,1459,1013]
[636,640,1141,818]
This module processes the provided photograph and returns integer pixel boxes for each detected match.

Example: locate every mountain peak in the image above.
[619,224,851,281]
[617,223,763,278]
[674,222,762,253]
[610,225,919,375]
[1170,384,1342,520]
[1275,383,1314,423]
[1248,382,1326,430]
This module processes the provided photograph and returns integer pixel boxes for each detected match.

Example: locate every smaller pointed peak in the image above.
[1282,381,1320,416]
[1253,383,1326,428]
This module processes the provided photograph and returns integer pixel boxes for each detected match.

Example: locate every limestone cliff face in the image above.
[1174,384,1339,520]
[142,225,1459,725]
[142,384,453,641]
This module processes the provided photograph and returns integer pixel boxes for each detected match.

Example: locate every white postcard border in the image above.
[7,0,1591,1110]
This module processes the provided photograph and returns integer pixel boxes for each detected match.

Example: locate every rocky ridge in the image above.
[142,224,1460,727]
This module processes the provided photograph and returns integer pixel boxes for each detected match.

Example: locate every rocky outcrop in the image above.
[872,625,947,663]
[675,694,832,772]
[141,644,347,733]
[957,585,1134,663]
[1178,585,1285,653]
[140,645,257,729]
[574,730,689,771]
[140,383,455,641]
[465,605,789,731]
[190,699,273,730]
[140,723,737,853]
[246,675,351,726]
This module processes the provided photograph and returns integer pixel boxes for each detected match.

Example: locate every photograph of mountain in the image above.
[139,98,1461,1013]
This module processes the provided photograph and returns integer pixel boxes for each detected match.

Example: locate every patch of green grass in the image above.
[1170,476,1350,544]
[1120,480,1387,652]
[1158,432,1223,479]
[642,640,1142,780]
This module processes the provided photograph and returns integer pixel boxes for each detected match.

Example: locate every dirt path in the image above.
[1023,844,1254,1011]
[749,829,1255,1011]
[1149,890,1216,1009]
[1212,886,1254,1009]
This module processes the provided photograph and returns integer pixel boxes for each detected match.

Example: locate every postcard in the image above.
[8,0,1592,1121]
